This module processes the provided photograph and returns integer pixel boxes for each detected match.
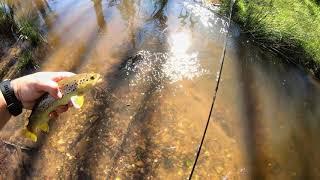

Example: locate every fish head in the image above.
[76,73,103,93]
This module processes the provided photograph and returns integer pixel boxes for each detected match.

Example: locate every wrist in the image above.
[0,91,10,116]
[10,79,21,102]
[0,90,12,128]
[0,80,23,116]
[0,90,8,107]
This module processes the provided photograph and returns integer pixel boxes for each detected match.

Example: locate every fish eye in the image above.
[90,76,95,80]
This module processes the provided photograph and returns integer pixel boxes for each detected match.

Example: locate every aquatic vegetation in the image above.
[221,0,320,77]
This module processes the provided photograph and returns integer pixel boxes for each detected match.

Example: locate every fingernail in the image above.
[57,90,62,98]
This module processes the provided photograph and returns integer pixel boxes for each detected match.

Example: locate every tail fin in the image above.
[22,129,38,142]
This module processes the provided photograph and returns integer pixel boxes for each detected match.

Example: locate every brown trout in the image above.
[23,73,102,142]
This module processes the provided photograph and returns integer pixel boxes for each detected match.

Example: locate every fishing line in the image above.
[188,1,235,179]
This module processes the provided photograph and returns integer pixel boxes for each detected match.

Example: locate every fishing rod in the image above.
[188,0,235,179]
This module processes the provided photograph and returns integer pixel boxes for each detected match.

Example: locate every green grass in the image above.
[221,0,320,77]
[17,51,32,70]
[17,51,35,71]
[17,18,42,45]
[0,1,42,45]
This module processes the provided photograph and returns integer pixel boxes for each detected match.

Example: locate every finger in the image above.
[50,72,76,82]
[38,72,75,82]
[35,80,62,99]
[55,105,69,114]
[68,101,73,108]
[49,111,58,119]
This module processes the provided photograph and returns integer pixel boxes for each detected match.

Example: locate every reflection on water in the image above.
[92,0,106,31]
[0,0,320,179]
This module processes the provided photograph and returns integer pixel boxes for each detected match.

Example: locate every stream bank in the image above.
[221,0,320,78]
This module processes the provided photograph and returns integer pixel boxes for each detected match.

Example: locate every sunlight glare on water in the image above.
[169,31,191,54]
[164,31,208,83]
[184,1,228,33]
[123,31,208,88]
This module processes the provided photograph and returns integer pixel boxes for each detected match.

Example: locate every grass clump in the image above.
[221,0,320,77]
[0,0,43,45]
[17,51,32,70]
[17,18,42,45]
[17,51,36,71]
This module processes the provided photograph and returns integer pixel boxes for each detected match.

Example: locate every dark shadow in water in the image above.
[234,36,320,178]
[152,0,168,22]
[92,0,106,31]
[257,48,314,178]
[235,40,266,179]
[106,66,164,179]
[73,54,129,178]
[69,0,107,72]
[66,46,152,178]
[39,0,108,72]
[72,2,169,178]
[117,0,137,49]
[107,5,169,178]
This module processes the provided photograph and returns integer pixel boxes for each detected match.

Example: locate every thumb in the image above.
[35,80,62,99]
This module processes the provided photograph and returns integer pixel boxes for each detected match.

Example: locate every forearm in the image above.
[0,91,11,129]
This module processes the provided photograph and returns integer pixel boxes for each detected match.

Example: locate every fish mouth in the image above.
[96,75,103,84]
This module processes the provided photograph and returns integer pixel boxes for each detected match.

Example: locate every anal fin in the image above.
[22,129,38,142]
[71,95,84,109]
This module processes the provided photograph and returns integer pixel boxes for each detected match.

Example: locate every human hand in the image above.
[11,72,75,117]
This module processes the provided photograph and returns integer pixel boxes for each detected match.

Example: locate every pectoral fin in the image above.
[38,122,49,132]
[71,95,84,109]
[22,129,38,142]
